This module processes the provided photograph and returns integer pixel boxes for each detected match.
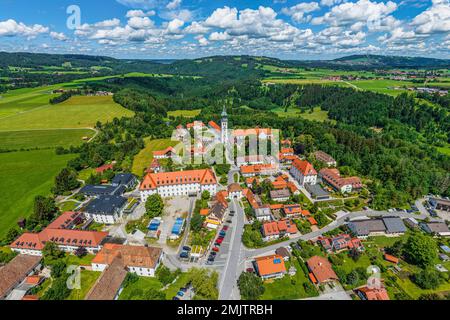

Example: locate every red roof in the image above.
[320,168,362,190]
[153,147,175,157]
[140,169,217,190]
[384,254,399,264]
[209,121,221,132]
[308,217,318,225]
[262,220,298,237]
[46,212,82,230]
[96,164,114,174]
[292,159,317,176]
[358,286,390,300]
[255,255,286,277]
[307,256,338,284]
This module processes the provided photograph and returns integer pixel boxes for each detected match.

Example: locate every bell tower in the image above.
[221,106,228,144]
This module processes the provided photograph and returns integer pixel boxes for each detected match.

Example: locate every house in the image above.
[355,285,390,300]
[348,217,407,239]
[261,220,298,241]
[0,255,42,300]
[281,139,292,146]
[79,184,126,197]
[308,217,318,226]
[290,159,317,186]
[275,247,291,261]
[111,173,137,189]
[254,255,287,280]
[319,168,362,193]
[429,198,450,212]
[279,148,294,158]
[318,234,364,253]
[384,254,399,264]
[272,177,288,190]
[240,164,277,178]
[307,256,339,285]
[314,151,337,167]
[245,177,259,188]
[228,183,243,199]
[404,217,419,229]
[86,257,128,300]
[233,128,273,142]
[420,222,450,237]
[255,207,273,222]
[96,163,114,174]
[282,204,310,219]
[206,191,229,228]
[147,158,162,174]
[10,212,108,256]
[83,195,128,224]
[91,244,163,277]
[243,188,263,210]
[140,169,217,201]
[270,189,291,202]
[305,183,330,200]
[153,147,176,159]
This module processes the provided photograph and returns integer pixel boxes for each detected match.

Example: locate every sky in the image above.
[0,0,448,60]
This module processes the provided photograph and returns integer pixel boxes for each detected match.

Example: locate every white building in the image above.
[91,244,163,277]
[140,169,218,201]
[290,159,317,186]
[83,195,128,225]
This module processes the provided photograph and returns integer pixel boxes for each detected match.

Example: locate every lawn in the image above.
[165,273,191,299]
[0,96,134,131]
[65,254,95,266]
[0,128,94,150]
[0,149,75,238]
[273,106,334,123]
[66,270,101,300]
[260,259,319,300]
[118,276,164,300]
[131,138,180,176]
[167,109,201,118]
[58,201,80,213]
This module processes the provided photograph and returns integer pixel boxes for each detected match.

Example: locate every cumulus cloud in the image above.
[50,31,67,41]
[166,0,181,10]
[281,2,321,23]
[116,0,164,9]
[0,19,48,37]
[126,9,155,18]
[411,0,450,34]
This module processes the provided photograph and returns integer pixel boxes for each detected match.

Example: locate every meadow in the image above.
[0,96,134,131]
[272,106,334,123]
[0,128,94,150]
[131,138,180,177]
[167,109,201,118]
[0,150,76,238]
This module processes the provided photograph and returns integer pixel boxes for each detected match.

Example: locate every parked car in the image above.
[210,251,217,256]
[177,291,185,297]
[246,268,255,273]
[229,213,235,217]
[230,210,236,214]
[183,246,191,252]
[173,297,180,300]
[226,219,232,224]
[179,252,189,259]
[222,226,229,231]
[212,247,220,252]
[219,231,226,237]
[180,287,188,293]
[216,238,224,244]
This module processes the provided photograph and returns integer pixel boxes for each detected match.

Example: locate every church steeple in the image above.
[221,105,228,144]
[221,105,228,118]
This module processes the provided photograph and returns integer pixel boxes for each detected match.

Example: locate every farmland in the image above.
[0,96,134,131]
[0,128,94,150]
[0,150,76,238]
[131,138,180,177]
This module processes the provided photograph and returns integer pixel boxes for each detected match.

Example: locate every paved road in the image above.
[244,209,436,259]
[219,199,245,300]
[177,197,196,256]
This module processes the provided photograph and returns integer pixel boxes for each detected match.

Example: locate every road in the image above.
[218,199,245,300]
[177,197,196,255]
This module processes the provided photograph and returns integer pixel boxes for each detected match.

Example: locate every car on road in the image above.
[230,210,235,214]
[180,287,188,293]
[229,213,235,217]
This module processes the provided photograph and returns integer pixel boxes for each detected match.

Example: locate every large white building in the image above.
[290,159,317,186]
[140,169,218,201]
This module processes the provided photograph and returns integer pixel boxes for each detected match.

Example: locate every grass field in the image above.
[0,96,134,131]
[0,150,75,238]
[263,78,351,87]
[118,277,164,300]
[0,128,94,150]
[132,138,180,176]
[273,106,334,123]
[167,109,201,118]
[67,271,101,300]
[349,80,418,96]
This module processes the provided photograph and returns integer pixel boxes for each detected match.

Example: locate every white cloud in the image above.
[128,16,155,29]
[197,36,209,46]
[50,31,67,41]
[94,18,121,28]
[166,18,185,34]
[184,21,210,34]
[166,0,181,10]
[411,0,450,34]
[126,9,156,18]
[282,2,321,23]
[209,31,231,41]
[0,19,48,38]
[320,0,344,6]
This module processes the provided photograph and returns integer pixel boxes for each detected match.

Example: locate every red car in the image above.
[222,226,229,231]
[216,238,224,244]
[212,247,220,253]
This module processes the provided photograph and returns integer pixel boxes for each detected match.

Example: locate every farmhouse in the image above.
[140,169,217,201]
[83,195,128,224]
[290,159,317,186]
[355,285,390,300]
[320,168,362,193]
[0,255,42,300]
[254,254,287,280]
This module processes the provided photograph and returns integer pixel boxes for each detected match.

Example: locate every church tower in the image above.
[221,105,228,144]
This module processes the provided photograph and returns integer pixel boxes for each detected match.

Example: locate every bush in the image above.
[412,269,443,290]
[238,272,265,300]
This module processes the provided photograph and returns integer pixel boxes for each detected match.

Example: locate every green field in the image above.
[0,96,134,131]
[0,129,94,150]
[0,150,75,238]
[67,271,101,300]
[167,109,201,118]
[263,78,351,87]
[118,277,164,300]
[132,138,180,176]
[273,106,334,123]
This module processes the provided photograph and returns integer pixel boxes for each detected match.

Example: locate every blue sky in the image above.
[0,0,448,59]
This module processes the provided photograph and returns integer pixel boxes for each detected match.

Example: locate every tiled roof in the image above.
[262,220,298,237]
[233,128,272,137]
[208,121,221,132]
[0,255,42,298]
[96,164,114,173]
[384,254,399,264]
[307,256,338,283]
[240,164,276,175]
[320,168,362,190]
[292,159,317,176]
[86,257,128,301]
[92,244,162,269]
[153,147,175,157]
[140,169,217,190]
[228,183,242,193]
[46,211,83,230]
[357,286,390,300]
[255,255,286,277]
[314,151,336,164]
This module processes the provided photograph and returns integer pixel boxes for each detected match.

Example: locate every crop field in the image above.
[0,96,134,131]
[0,149,76,238]
[0,128,94,151]
[132,138,180,176]
[167,109,201,118]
